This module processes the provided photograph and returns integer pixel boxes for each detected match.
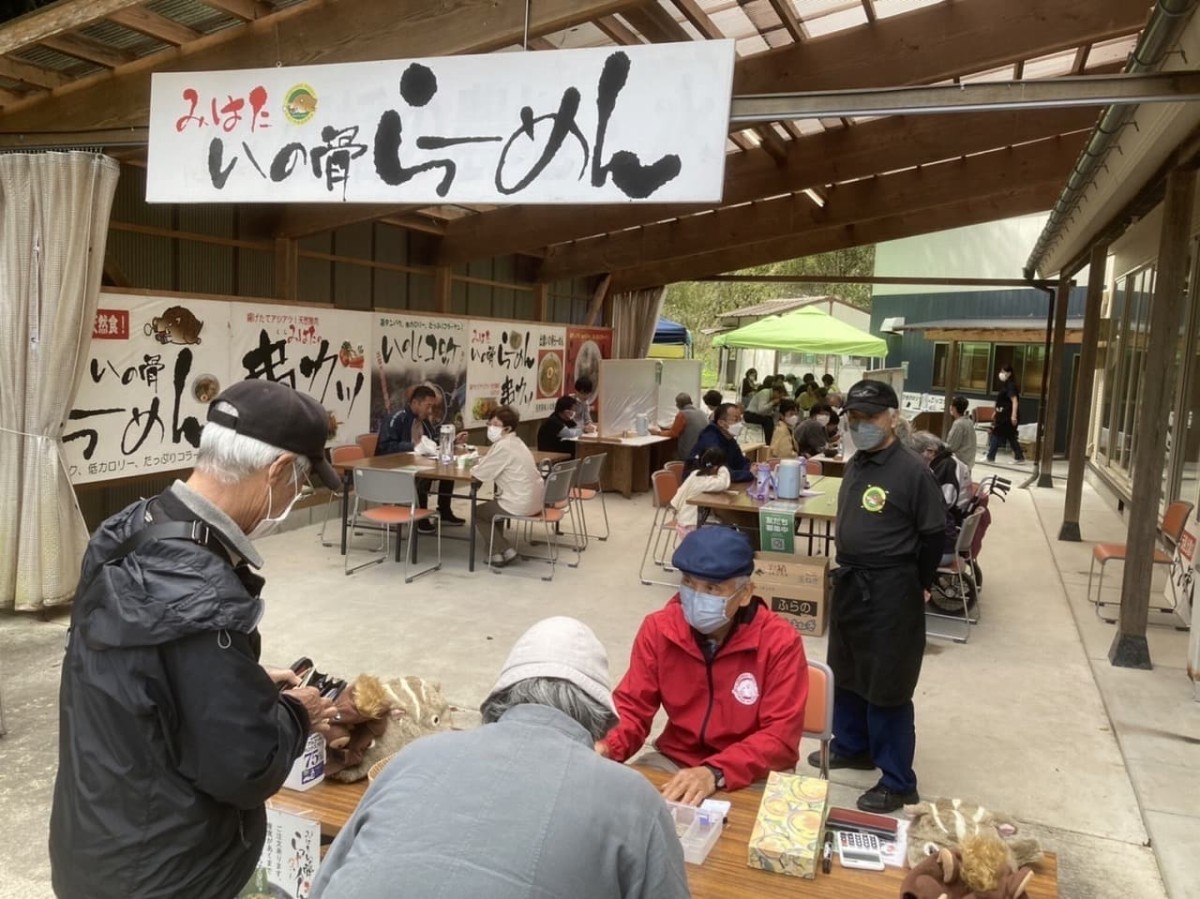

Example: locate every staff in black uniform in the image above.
[986,363,1024,462]
[807,380,945,812]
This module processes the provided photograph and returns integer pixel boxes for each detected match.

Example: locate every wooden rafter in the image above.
[611,181,1065,290]
[105,8,202,47]
[273,204,425,240]
[437,105,1099,265]
[755,125,789,164]
[623,4,690,42]
[39,32,138,68]
[766,0,806,43]
[594,15,644,45]
[197,0,275,22]
[861,0,877,24]
[1072,43,1092,74]
[539,133,1087,281]
[0,54,68,90]
[733,0,1148,94]
[0,0,148,56]
[0,0,658,132]
[673,0,723,40]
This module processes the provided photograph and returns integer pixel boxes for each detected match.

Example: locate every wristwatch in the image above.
[704,763,726,790]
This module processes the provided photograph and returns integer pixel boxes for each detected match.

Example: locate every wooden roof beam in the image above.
[39,32,138,68]
[0,0,149,56]
[0,0,658,131]
[540,132,1087,280]
[273,204,425,239]
[0,54,69,90]
[196,0,275,22]
[767,0,806,43]
[734,0,1149,94]
[623,4,691,43]
[595,15,645,45]
[437,105,1099,265]
[105,8,202,47]
[861,0,877,24]
[673,0,724,40]
[611,181,1065,290]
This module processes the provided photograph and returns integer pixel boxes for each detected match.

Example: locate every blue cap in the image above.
[671,527,755,581]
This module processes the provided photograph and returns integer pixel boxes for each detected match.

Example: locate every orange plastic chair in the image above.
[319,444,365,547]
[345,468,440,581]
[1088,500,1193,622]
[356,432,379,457]
[640,470,681,586]
[803,660,834,780]
[663,460,685,487]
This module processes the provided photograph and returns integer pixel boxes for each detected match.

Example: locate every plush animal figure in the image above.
[328,676,451,783]
[904,798,1042,870]
[900,836,1035,899]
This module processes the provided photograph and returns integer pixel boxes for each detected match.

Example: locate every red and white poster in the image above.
[566,326,612,394]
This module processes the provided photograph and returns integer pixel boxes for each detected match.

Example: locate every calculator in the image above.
[836,830,885,871]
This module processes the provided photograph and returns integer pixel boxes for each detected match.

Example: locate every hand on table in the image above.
[285,686,338,736]
[660,766,716,806]
[264,666,300,689]
[584,424,598,435]
[455,431,469,444]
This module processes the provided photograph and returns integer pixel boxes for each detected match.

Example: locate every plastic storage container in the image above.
[666,799,724,865]
[438,424,455,463]
[776,459,801,499]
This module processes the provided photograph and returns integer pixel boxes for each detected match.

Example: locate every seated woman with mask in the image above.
[537,396,582,456]
[596,528,809,806]
[471,406,544,568]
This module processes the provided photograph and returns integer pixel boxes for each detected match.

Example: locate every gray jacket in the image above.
[945,416,978,469]
[677,406,710,462]
[313,704,691,899]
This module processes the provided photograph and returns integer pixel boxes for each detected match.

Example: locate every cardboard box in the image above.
[747,771,830,879]
[754,552,829,637]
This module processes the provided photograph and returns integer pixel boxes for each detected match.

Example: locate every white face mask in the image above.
[487,425,504,443]
[784,414,799,427]
[998,372,1009,382]
[726,421,744,437]
[249,465,302,540]
[815,414,830,426]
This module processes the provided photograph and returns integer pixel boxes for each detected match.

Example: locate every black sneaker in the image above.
[807,750,875,771]
[856,783,919,813]
[439,510,466,526]
[417,519,437,534]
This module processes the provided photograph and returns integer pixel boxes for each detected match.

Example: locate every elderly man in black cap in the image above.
[599,527,809,806]
[51,380,340,899]
[807,379,945,812]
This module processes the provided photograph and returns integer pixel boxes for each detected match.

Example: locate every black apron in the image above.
[826,563,925,707]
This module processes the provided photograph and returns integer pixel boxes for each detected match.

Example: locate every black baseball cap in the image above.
[844,379,899,415]
[206,380,341,490]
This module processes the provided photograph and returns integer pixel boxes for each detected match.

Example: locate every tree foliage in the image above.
[662,246,877,385]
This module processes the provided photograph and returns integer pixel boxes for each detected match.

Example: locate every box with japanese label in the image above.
[753,552,829,637]
[746,771,830,879]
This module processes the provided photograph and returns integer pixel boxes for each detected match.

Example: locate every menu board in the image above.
[371,311,469,430]
[465,321,567,427]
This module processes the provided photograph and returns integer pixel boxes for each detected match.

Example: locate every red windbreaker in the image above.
[604,596,809,791]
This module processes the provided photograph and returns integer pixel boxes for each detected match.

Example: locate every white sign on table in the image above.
[65,294,232,484]
[466,321,566,427]
[229,303,371,446]
[145,41,735,205]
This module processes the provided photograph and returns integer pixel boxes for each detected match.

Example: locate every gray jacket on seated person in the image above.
[312,703,690,899]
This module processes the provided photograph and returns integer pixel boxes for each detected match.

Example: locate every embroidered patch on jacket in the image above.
[861,485,887,513]
[732,672,760,705]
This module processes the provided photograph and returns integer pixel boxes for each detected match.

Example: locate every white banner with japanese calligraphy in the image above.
[467,321,567,427]
[229,303,371,446]
[371,311,469,432]
[65,293,232,485]
[146,41,735,205]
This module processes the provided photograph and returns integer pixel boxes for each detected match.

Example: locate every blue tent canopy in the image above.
[653,318,690,345]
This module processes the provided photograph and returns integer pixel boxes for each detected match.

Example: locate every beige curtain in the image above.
[611,286,666,359]
[0,152,120,612]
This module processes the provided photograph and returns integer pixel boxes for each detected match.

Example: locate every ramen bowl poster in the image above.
[466,321,566,427]
[566,327,612,395]
[65,293,233,484]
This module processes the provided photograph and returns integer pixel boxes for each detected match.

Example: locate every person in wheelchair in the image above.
[910,430,972,561]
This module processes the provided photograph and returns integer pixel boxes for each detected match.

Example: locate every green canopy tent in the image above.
[712,304,887,357]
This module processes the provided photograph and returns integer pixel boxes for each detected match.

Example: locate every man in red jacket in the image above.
[598,527,809,805]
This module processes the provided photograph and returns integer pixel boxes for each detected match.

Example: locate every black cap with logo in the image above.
[843,379,900,416]
[206,380,341,490]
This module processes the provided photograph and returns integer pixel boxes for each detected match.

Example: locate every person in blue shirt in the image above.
[376,386,465,527]
[686,403,753,482]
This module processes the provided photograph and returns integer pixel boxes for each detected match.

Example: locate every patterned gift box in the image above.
[746,771,830,879]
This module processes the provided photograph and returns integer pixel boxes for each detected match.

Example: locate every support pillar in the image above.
[433,265,452,315]
[1111,165,1196,669]
[1038,280,1072,486]
[942,339,959,439]
[1060,242,1108,541]
[533,282,549,322]
[274,237,297,301]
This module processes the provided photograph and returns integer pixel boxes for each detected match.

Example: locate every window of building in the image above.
[931,341,991,390]
[993,344,1047,396]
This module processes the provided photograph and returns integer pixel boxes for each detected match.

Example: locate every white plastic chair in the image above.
[567,452,610,548]
[490,462,581,581]
[345,468,441,582]
[926,510,983,644]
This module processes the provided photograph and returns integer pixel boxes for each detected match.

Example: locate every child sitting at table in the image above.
[670,447,730,539]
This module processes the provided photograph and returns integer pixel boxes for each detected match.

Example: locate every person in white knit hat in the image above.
[313,617,691,899]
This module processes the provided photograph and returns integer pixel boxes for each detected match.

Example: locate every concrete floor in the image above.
[1,462,1197,897]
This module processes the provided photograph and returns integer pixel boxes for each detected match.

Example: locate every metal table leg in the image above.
[339,469,352,555]
[468,482,480,572]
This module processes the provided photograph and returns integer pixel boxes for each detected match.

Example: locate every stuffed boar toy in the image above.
[900,836,1035,899]
[904,798,1042,870]
[327,676,451,782]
